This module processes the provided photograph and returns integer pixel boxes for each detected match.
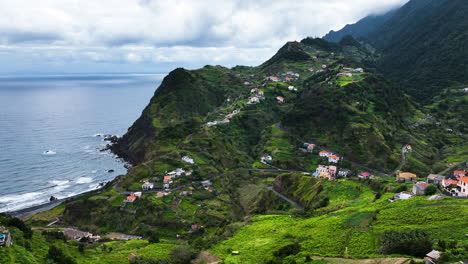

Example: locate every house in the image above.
[306,144,315,152]
[250,88,259,93]
[182,156,195,164]
[442,179,458,195]
[243,81,251,85]
[404,145,413,152]
[453,170,466,178]
[358,172,371,179]
[308,68,314,72]
[125,195,136,203]
[318,171,334,180]
[391,192,413,202]
[412,182,430,195]
[424,250,441,264]
[261,155,273,164]
[397,172,417,182]
[328,155,340,163]
[276,96,285,103]
[206,121,218,127]
[168,168,186,177]
[142,181,154,191]
[132,192,142,198]
[426,174,444,185]
[285,77,294,82]
[456,177,468,197]
[201,180,212,188]
[319,150,331,157]
[257,90,265,97]
[219,119,230,124]
[266,76,279,82]
[288,86,295,91]
[352,68,364,73]
[0,226,11,247]
[180,191,192,196]
[248,96,260,104]
[321,64,327,69]
[63,228,92,241]
[338,170,351,177]
[163,176,172,183]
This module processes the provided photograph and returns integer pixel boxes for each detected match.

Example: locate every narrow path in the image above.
[46,218,60,227]
[267,186,303,210]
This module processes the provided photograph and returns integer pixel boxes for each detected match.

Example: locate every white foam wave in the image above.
[49,180,70,186]
[43,150,56,155]
[91,170,98,173]
[76,177,93,184]
[0,192,42,204]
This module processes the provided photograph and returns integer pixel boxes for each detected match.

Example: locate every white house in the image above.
[142,181,154,191]
[338,170,350,177]
[182,156,195,164]
[353,68,364,73]
[276,96,285,103]
[328,155,340,163]
[319,151,331,157]
[261,155,273,164]
[248,96,260,104]
[456,177,468,197]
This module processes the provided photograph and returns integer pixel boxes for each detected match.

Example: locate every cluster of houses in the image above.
[164,168,191,190]
[248,88,265,105]
[0,226,11,247]
[265,72,300,83]
[394,170,468,198]
[63,228,100,243]
[206,110,240,127]
[318,150,341,164]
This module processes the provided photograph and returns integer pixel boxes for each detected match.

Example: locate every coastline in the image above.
[5,180,116,220]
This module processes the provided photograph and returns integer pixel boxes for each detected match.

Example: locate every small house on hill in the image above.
[358,172,371,179]
[427,174,444,185]
[142,181,154,191]
[328,155,340,163]
[0,226,11,247]
[456,177,468,197]
[276,96,285,103]
[397,172,417,182]
[319,151,331,157]
[125,195,136,203]
[412,182,430,195]
[453,170,466,178]
[424,250,441,264]
[306,144,315,152]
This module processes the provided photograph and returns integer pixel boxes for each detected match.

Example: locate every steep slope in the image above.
[323,0,468,102]
[323,9,397,43]
[368,0,468,101]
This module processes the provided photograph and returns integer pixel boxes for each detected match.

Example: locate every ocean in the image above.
[0,74,164,212]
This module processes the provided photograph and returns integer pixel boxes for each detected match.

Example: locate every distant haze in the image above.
[0,0,408,74]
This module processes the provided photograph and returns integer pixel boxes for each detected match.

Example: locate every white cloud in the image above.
[0,0,408,73]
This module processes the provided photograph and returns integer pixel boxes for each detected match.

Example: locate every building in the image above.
[142,181,154,191]
[276,96,285,103]
[182,156,195,164]
[201,180,212,188]
[427,174,444,185]
[397,172,417,182]
[453,170,466,178]
[125,195,136,203]
[248,96,260,104]
[352,68,364,73]
[424,250,441,264]
[456,177,468,197]
[412,182,430,195]
[261,155,273,164]
[338,170,351,177]
[168,168,186,177]
[358,172,371,179]
[314,165,337,179]
[391,192,413,202]
[306,144,315,152]
[319,150,331,157]
[0,226,11,247]
[63,228,92,241]
[328,155,340,163]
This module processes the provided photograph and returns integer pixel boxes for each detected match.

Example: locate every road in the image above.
[267,186,303,210]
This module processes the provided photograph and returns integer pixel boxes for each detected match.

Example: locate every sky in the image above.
[0,0,409,75]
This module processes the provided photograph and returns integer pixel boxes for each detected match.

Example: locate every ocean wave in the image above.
[76,177,93,184]
[42,150,56,155]
[91,170,98,173]
[49,180,70,186]
[0,192,42,204]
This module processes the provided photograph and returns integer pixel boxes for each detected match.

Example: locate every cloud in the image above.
[0,0,409,73]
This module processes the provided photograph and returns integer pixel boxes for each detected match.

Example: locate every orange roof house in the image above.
[453,170,466,177]
[319,150,331,157]
[163,176,172,182]
[396,172,417,182]
[276,96,284,103]
[126,196,136,203]
[328,155,340,163]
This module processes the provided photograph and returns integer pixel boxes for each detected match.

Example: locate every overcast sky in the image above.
[0,0,408,74]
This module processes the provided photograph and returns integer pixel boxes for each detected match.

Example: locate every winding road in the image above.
[267,186,303,209]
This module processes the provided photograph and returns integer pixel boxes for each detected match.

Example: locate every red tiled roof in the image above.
[359,172,371,177]
[329,155,340,159]
[454,170,466,175]
[127,196,136,201]
[308,144,315,148]
[416,183,430,189]
[444,179,458,185]
[320,150,329,154]
[459,177,468,184]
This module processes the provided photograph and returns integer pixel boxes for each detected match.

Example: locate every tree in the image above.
[378,230,433,257]
[46,245,77,264]
[170,245,197,264]
[424,185,437,195]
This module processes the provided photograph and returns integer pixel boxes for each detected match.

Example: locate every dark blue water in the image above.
[0,74,164,212]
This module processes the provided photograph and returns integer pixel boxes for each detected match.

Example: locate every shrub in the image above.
[378,230,433,257]
[424,185,437,195]
[170,245,198,264]
[46,245,77,264]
